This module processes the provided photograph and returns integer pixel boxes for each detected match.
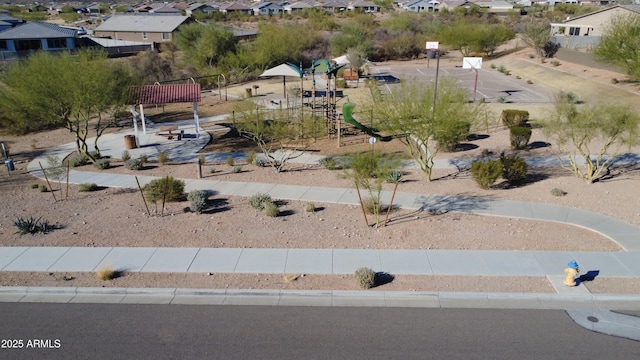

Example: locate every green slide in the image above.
[342,102,391,141]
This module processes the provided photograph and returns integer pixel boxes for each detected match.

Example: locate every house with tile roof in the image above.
[402,0,440,12]
[93,15,193,43]
[0,21,79,60]
[252,1,284,15]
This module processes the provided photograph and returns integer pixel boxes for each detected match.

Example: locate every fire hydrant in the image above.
[563,260,580,287]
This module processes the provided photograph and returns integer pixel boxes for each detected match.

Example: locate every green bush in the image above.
[355,267,376,289]
[336,79,347,88]
[232,165,243,173]
[500,110,529,127]
[78,183,99,192]
[208,167,217,174]
[122,150,131,162]
[125,158,144,170]
[187,190,208,213]
[38,184,47,192]
[500,155,528,184]
[198,155,206,166]
[264,201,279,217]
[386,170,403,183]
[157,151,168,165]
[93,158,110,170]
[143,177,185,202]
[14,216,53,235]
[435,120,471,152]
[30,183,39,189]
[471,160,502,189]
[509,126,532,150]
[252,157,267,167]
[362,196,384,215]
[249,193,272,210]
[139,154,148,164]
[303,202,315,212]
[68,153,89,167]
[551,188,567,197]
[226,155,235,166]
[320,156,339,170]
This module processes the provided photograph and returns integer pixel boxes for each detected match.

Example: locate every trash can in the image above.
[5,159,14,172]
[124,135,137,149]
[426,50,438,59]
[245,88,252,98]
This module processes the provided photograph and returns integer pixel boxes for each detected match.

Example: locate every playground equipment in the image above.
[339,102,391,146]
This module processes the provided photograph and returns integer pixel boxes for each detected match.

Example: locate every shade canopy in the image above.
[259,63,303,78]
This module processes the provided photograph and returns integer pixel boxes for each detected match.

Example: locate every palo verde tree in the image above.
[370,79,481,182]
[520,22,553,58]
[173,22,237,72]
[232,101,324,172]
[0,50,133,162]
[593,13,640,81]
[543,94,640,183]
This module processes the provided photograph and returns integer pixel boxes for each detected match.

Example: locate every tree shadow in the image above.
[528,141,551,150]
[467,134,490,141]
[374,272,395,287]
[278,209,295,217]
[202,197,231,214]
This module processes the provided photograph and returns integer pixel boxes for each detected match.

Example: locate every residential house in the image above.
[474,0,514,12]
[186,3,220,16]
[348,1,381,12]
[283,1,313,13]
[550,5,640,49]
[93,15,193,43]
[439,0,474,11]
[252,2,284,15]
[321,1,348,13]
[0,14,25,31]
[219,2,252,15]
[402,0,440,12]
[0,22,79,60]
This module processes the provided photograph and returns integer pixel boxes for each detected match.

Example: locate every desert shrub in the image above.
[187,190,208,213]
[362,196,385,215]
[78,183,99,192]
[503,70,511,76]
[471,160,502,189]
[551,188,567,197]
[249,193,272,210]
[96,265,116,281]
[125,158,144,170]
[320,156,339,170]
[527,79,533,84]
[226,155,235,166]
[14,216,52,235]
[263,201,279,217]
[252,157,267,167]
[565,91,579,104]
[303,201,315,212]
[68,153,89,167]
[500,155,528,184]
[386,170,403,183]
[157,151,168,165]
[498,96,507,103]
[143,177,185,202]
[336,79,347,88]
[501,110,529,128]
[30,183,39,189]
[122,150,131,162]
[198,154,206,165]
[611,78,619,84]
[542,41,560,58]
[245,151,256,165]
[490,63,497,69]
[435,120,471,152]
[139,154,148,163]
[551,60,561,67]
[510,126,532,150]
[528,54,535,59]
[355,267,376,289]
[38,184,47,192]
[497,65,506,73]
[93,158,110,170]
[232,165,243,173]
[208,167,216,174]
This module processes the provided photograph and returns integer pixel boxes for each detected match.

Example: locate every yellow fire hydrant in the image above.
[563,260,580,287]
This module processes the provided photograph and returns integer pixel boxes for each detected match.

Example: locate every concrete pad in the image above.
[299,187,349,203]
[69,294,126,304]
[386,192,420,210]
[119,295,174,304]
[487,293,544,309]
[285,249,333,274]
[488,200,533,219]
[547,275,592,294]
[331,291,387,307]
[529,203,570,222]
[171,295,226,305]
[592,295,640,310]
[427,250,490,275]
[210,181,248,196]
[278,290,333,307]
[531,251,575,275]
[0,294,26,302]
[188,248,242,273]
[480,251,545,276]
[223,290,281,306]
[333,249,381,274]
[608,234,640,252]
[142,248,200,272]
[564,208,609,228]
[99,174,137,188]
[570,251,634,277]
[612,252,640,276]
[267,184,312,201]
[234,248,288,273]
[0,247,29,270]
[184,179,221,193]
[3,247,70,271]
[19,294,75,303]
[97,247,157,272]
[335,189,361,206]
[537,294,595,310]
[383,292,440,308]
[438,292,492,308]
[232,182,276,197]
[379,250,431,275]
[68,171,102,183]
[47,247,112,272]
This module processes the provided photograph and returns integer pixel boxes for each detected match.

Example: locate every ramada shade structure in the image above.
[259,63,303,97]
[128,83,201,138]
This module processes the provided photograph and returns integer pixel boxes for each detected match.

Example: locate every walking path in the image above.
[5,123,640,339]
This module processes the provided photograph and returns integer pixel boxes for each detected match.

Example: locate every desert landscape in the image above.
[1,48,639,293]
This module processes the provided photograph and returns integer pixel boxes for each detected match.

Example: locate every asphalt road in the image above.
[0,304,637,359]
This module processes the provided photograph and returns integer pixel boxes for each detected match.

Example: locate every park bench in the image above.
[158,126,181,140]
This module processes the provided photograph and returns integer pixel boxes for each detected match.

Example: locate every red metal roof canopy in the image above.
[129,83,201,105]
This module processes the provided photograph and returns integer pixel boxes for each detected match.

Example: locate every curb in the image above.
[2,286,640,310]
